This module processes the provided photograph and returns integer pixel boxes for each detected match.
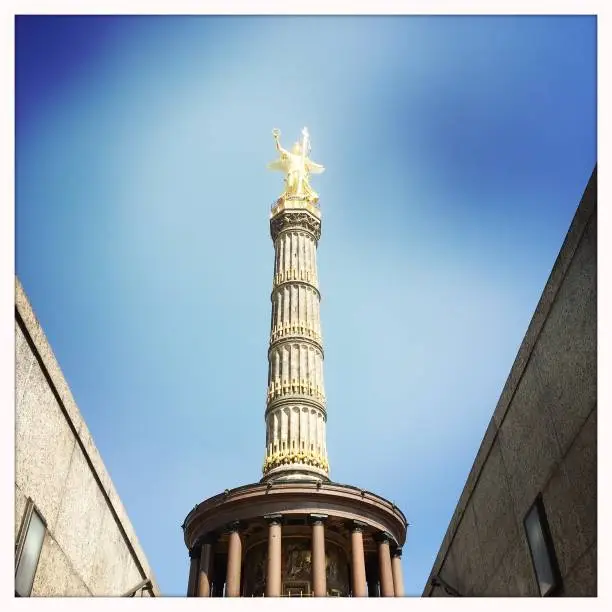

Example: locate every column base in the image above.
[261,465,330,484]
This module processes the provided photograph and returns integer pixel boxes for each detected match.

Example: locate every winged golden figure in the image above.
[268,127,324,201]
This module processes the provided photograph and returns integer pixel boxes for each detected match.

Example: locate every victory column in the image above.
[182,128,407,597]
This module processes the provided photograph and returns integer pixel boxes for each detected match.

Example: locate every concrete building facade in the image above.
[15,279,159,597]
[423,168,597,597]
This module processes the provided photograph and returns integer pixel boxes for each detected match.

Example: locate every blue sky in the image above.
[15,15,596,595]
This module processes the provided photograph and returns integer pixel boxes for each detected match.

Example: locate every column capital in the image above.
[308,513,328,525]
[264,513,284,525]
[347,520,368,533]
[226,521,242,533]
[392,547,403,559]
[189,545,201,559]
[375,531,393,545]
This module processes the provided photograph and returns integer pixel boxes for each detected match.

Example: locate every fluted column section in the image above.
[263,199,329,482]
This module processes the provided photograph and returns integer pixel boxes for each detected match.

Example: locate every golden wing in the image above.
[267,158,289,172]
[306,159,325,174]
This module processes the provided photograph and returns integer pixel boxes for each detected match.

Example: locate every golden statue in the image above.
[268,127,325,202]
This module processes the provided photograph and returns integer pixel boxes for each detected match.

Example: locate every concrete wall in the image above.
[15,279,160,596]
[423,168,597,597]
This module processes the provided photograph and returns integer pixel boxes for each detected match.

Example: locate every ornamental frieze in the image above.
[270,211,321,242]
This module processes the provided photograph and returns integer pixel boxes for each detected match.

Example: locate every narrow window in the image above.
[15,499,47,597]
[524,495,561,596]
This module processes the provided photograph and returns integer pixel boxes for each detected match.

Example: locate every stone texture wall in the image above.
[15,279,160,596]
[423,168,597,597]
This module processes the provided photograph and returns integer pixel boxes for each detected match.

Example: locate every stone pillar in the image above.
[187,544,201,597]
[311,514,327,597]
[349,521,368,597]
[264,191,329,484]
[376,532,395,597]
[225,523,242,597]
[197,537,215,597]
[391,548,404,597]
[265,515,283,597]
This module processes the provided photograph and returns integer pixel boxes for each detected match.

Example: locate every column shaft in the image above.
[391,550,405,597]
[350,527,367,597]
[311,520,327,596]
[187,547,200,597]
[226,529,242,597]
[266,519,282,597]
[377,536,394,597]
[197,542,214,597]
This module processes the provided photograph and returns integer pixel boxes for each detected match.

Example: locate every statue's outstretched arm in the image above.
[272,128,289,157]
[276,140,290,157]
